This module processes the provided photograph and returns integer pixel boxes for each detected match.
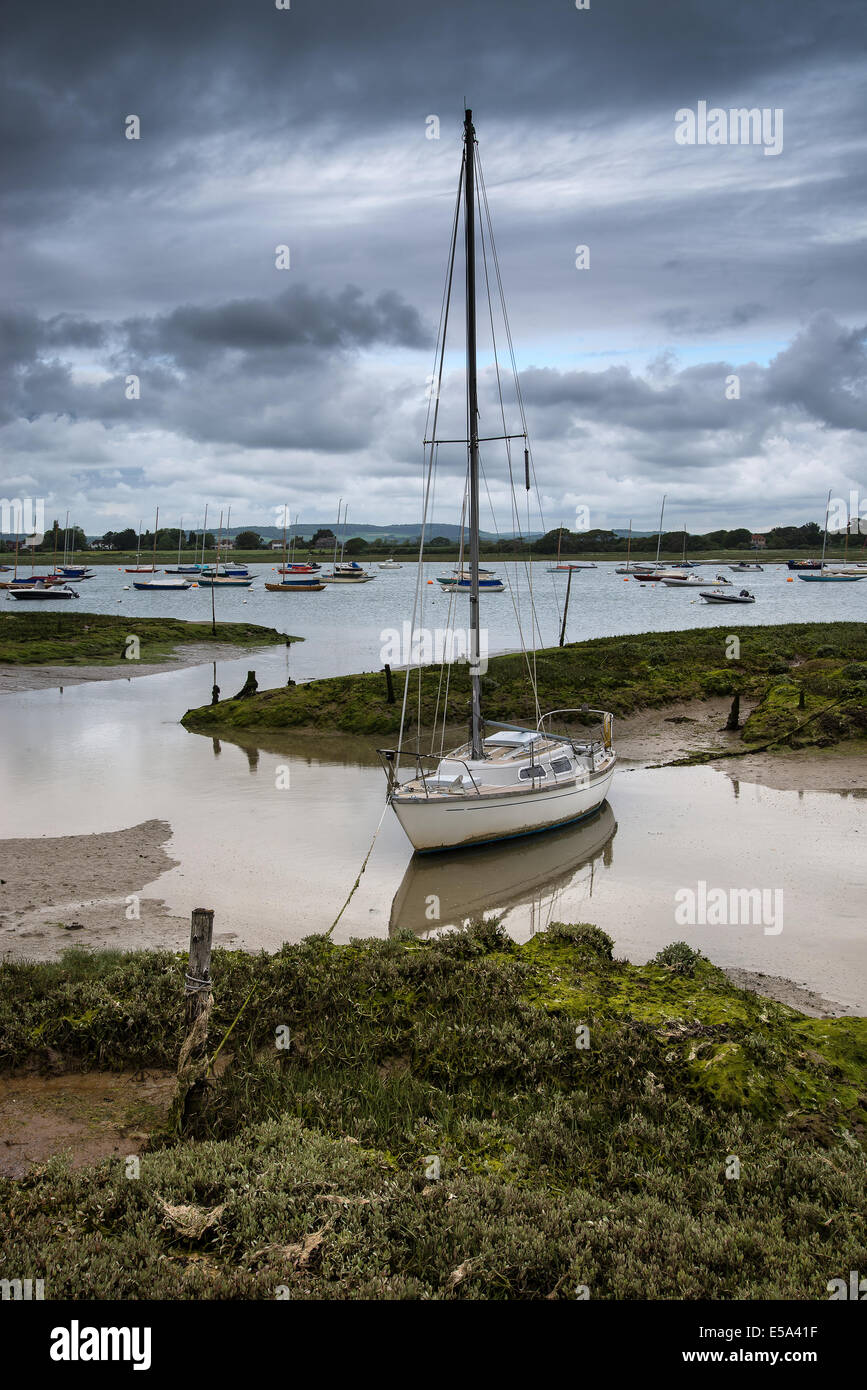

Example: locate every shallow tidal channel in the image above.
[0,644,865,1011]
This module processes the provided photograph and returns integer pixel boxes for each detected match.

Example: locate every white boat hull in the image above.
[391,765,615,852]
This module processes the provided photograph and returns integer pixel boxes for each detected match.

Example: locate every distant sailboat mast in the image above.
[655,494,666,568]
[820,487,832,572]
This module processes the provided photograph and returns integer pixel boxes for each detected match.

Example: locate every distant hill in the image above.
[217,523,544,544]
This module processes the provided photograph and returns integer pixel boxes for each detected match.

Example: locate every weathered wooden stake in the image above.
[174,908,215,1133]
[185,908,214,1032]
[725,693,741,730]
[558,567,574,648]
[384,663,395,704]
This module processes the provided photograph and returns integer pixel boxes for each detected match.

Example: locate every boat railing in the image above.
[376,748,484,799]
[535,708,614,751]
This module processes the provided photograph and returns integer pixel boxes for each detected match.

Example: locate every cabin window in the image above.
[550,757,572,775]
[519,764,547,780]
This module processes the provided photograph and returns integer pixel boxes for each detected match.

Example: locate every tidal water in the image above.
[1,640,865,1009]
[6,558,866,679]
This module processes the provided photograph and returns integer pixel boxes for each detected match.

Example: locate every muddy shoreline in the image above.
[0,641,280,694]
[0,798,858,1016]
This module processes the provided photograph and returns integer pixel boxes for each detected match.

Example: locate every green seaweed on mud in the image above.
[1,926,865,1298]
[180,622,867,741]
[0,612,293,667]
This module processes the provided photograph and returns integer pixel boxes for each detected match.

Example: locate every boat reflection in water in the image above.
[388,801,616,938]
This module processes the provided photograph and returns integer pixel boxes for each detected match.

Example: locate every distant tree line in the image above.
[0,519,837,555]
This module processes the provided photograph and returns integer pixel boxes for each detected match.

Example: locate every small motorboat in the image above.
[700,588,755,604]
[321,561,376,583]
[8,580,79,600]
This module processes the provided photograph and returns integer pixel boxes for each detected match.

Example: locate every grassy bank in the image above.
[0,613,293,667]
[181,622,867,745]
[1,927,864,1299]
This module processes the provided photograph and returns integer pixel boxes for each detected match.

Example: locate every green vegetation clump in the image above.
[653,941,704,977]
[0,613,292,667]
[742,658,867,748]
[180,622,867,742]
[1,929,865,1299]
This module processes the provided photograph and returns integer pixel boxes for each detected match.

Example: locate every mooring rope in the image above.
[326,801,390,938]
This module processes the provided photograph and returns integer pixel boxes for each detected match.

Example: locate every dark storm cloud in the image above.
[764,313,867,431]
[1,0,865,529]
[2,0,863,213]
[122,286,429,370]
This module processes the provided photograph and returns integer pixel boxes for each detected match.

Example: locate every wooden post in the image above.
[558,567,574,647]
[175,907,215,1133]
[725,693,741,730]
[185,908,214,1030]
[384,663,395,704]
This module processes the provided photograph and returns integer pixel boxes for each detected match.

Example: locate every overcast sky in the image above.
[2,0,865,537]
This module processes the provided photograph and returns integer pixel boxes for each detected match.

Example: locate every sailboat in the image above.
[631,496,668,579]
[547,525,593,572]
[321,503,376,582]
[797,490,867,582]
[265,506,325,592]
[134,510,193,589]
[615,519,636,574]
[380,111,616,853]
[126,514,161,573]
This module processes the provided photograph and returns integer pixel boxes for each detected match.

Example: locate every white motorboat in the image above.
[8,580,79,600]
[381,111,616,853]
[700,588,755,604]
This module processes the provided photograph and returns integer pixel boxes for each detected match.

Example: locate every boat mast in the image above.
[654,494,666,567]
[464,108,484,760]
[332,499,342,571]
[820,488,831,571]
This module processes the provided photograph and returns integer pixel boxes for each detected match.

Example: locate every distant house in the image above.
[751,534,766,548]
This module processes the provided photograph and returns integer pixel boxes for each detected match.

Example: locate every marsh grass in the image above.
[1,926,865,1298]
[181,622,867,739]
[0,613,292,667]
